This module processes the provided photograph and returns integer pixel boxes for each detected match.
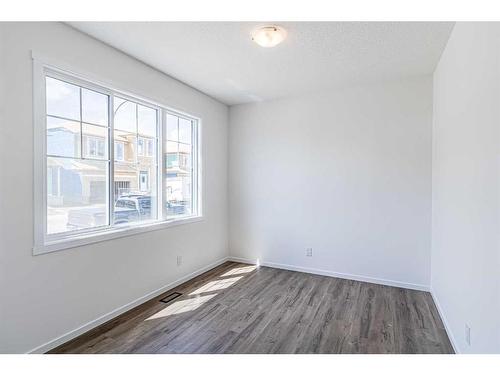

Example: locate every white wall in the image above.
[229,77,433,289]
[431,22,500,353]
[0,22,229,353]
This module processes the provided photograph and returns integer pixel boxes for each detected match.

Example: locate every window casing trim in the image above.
[34,216,204,254]
[32,52,203,255]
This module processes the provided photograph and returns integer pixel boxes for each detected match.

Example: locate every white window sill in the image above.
[33,216,204,255]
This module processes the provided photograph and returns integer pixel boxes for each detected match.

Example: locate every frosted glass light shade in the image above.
[251,26,287,48]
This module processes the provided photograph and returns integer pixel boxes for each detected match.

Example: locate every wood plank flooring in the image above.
[49,262,453,354]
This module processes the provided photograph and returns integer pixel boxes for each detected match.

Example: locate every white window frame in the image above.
[33,52,203,255]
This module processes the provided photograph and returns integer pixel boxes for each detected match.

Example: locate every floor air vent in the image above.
[160,292,182,304]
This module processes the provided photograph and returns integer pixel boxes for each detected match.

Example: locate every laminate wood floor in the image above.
[50,262,454,354]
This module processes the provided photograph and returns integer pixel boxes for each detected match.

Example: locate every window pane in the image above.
[165,141,178,168]
[47,157,108,234]
[114,161,157,224]
[46,116,81,158]
[113,98,158,225]
[114,97,136,132]
[137,137,145,156]
[178,143,192,171]
[114,130,137,163]
[138,137,155,159]
[83,124,108,160]
[147,139,155,157]
[166,113,178,141]
[82,88,108,126]
[165,175,192,218]
[114,142,125,161]
[165,116,194,218]
[138,159,157,200]
[179,118,192,144]
[46,77,80,121]
[138,105,157,137]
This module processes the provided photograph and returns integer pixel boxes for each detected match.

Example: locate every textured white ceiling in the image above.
[69,22,454,106]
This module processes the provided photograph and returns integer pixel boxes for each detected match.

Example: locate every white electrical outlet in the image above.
[465,324,471,346]
[177,255,182,266]
[306,248,313,257]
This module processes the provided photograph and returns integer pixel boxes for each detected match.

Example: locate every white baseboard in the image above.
[429,288,459,354]
[27,256,230,354]
[229,256,430,292]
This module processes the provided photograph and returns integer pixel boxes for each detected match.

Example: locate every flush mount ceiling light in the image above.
[251,26,287,48]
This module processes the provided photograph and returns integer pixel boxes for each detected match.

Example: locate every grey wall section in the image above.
[228,77,433,289]
[0,22,229,353]
[431,22,500,353]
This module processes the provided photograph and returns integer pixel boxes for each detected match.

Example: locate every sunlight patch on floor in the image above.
[145,294,217,320]
[189,276,243,295]
[221,265,257,277]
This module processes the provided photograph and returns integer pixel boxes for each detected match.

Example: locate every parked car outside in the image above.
[66,195,188,230]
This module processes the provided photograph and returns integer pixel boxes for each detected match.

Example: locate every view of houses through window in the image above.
[46,76,110,234]
[111,96,158,228]
[165,113,194,218]
[45,74,198,237]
